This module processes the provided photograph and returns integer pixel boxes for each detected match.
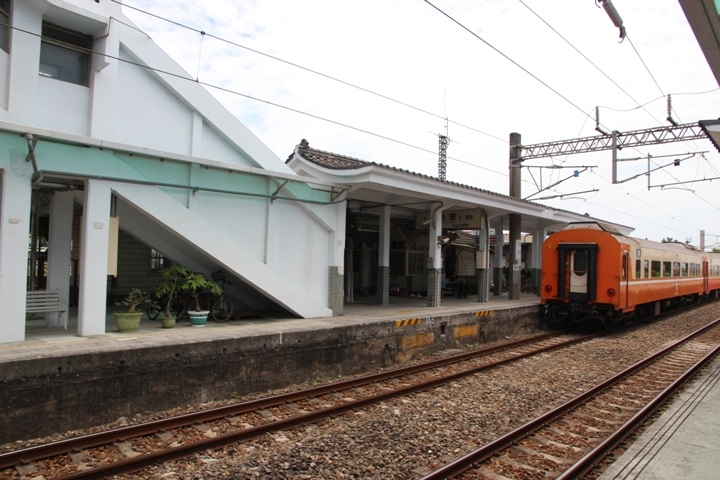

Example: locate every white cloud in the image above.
[121,0,720,246]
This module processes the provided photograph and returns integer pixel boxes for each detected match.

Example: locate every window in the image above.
[150,249,167,271]
[407,251,427,275]
[644,260,649,278]
[572,251,587,276]
[635,259,641,279]
[39,22,92,86]
[0,0,9,53]
[651,260,661,278]
[681,263,688,276]
[672,262,680,277]
[663,261,672,277]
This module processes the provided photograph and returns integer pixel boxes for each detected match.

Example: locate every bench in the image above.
[26,290,67,328]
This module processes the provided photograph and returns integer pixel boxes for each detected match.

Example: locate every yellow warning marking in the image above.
[455,324,478,338]
[395,318,422,328]
[475,310,493,317]
[400,332,433,350]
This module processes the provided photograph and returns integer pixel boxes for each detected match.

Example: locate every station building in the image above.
[0,0,630,345]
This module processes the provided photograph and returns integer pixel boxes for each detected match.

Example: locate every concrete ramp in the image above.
[112,181,332,319]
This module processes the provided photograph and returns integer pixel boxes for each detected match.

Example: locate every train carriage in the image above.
[541,222,720,327]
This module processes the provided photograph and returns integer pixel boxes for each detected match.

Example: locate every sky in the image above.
[120,0,720,250]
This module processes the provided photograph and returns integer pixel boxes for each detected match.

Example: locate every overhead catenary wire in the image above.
[33,3,720,240]
[113,0,507,144]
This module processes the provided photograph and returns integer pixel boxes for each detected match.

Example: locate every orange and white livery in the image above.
[541,222,720,326]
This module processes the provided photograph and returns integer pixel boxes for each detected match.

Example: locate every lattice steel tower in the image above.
[438,134,448,180]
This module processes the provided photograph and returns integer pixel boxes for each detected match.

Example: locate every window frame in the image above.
[0,0,10,53]
[39,21,92,86]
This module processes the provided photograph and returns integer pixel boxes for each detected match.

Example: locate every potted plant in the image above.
[113,288,159,333]
[155,265,190,328]
[182,272,222,327]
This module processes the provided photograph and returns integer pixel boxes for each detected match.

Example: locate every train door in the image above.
[703,261,709,294]
[619,253,629,309]
[557,244,598,303]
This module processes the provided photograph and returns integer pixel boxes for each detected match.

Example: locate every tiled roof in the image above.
[286,140,632,231]
[288,141,525,202]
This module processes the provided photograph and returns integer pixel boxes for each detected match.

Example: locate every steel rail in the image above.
[557,342,720,479]
[49,331,608,479]
[419,317,720,479]
[0,331,562,469]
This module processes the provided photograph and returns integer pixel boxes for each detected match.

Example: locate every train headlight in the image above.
[607,288,616,297]
[544,284,552,293]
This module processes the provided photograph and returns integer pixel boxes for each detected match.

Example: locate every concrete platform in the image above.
[599,355,720,480]
[0,293,542,443]
[1,293,539,358]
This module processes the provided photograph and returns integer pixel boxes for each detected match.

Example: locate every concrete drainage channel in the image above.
[0,304,542,444]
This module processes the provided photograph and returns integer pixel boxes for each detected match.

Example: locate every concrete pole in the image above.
[532,227,546,297]
[427,204,443,307]
[509,132,522,300]
[476,210,488,303]
[492,219,504,296]
[78,180,112,337]
[0,168,33,343]
[376,205,391,305]
[46,191,74,327]
[329,202,346,315]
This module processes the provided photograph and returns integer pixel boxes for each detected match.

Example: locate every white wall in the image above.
[0,0,342,342]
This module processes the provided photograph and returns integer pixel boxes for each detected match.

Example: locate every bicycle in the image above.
[146,293,186,320]
[209,270,234,322]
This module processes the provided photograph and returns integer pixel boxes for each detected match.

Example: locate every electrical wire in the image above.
[424,0,595,126]
[113,0,507,144]
[518,0,664,126]
[6,20,524,185]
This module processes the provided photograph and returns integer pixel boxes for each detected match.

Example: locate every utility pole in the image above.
[509,132,522,300]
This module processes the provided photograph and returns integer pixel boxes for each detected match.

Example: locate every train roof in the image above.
[560,222,709,254]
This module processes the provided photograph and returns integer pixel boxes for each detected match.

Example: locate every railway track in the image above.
[420,317,720,480]
[2,330,606,479]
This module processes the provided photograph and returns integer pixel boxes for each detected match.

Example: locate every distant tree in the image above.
[661,237,677,243]
[712,247,720,253]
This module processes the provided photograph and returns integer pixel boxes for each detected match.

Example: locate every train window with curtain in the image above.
[663,262,672,277]
[651,260,661,277]
[644,260,649,278]
[681,263,688,276]
[635,259,641,279]
[672,262,680,277]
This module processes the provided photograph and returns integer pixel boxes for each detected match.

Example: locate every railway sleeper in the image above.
[495,453,560,478]
[582,403,635,417]
[574,408,629,425]
[510,444,576,465]
[556,418,615,434]
[528,433,591,454]
[476,466,515,480]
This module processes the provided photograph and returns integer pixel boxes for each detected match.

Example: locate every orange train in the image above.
[541,222,720,326]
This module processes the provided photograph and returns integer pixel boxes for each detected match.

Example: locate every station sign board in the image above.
[415,208,484,230]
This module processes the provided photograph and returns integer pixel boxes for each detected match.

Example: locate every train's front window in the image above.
[572,251,587,277]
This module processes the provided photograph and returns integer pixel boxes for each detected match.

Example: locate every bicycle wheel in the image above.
[212,296,233,322]
[197,291,213,311]
[146,300,161,320]
[172,297,187,320]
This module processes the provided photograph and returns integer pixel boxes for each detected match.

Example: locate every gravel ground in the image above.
[4,303,719,479]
